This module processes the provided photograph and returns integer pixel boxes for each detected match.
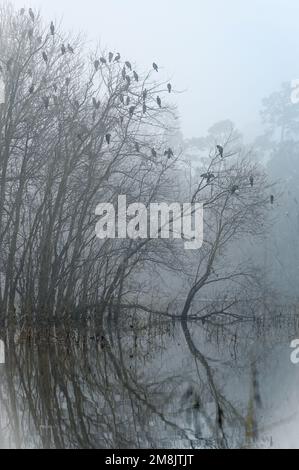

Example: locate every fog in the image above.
[10,0,299,139]
[0,0,299,451]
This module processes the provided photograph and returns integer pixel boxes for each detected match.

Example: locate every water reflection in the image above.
[0,317,296,449]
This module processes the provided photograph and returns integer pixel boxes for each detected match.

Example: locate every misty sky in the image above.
[9,0,299,140]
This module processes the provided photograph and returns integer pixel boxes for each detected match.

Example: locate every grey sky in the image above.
[10,0,299,140]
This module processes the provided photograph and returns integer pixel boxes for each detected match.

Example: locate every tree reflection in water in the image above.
[0,316,262,450]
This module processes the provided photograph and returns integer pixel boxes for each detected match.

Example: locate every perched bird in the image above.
[108,52,114,63]
[142,89,147,100]
[105,134,111,145]
[156,96,162,108]
[29,84,35,94]
[151,148,157,158]
[143,103,147,114]
[114,52,121,62]
[67,44,74,53]
[133,71,139,82]
[61,44,66,55]
[125,61,132,70]
[50,21,55,36]
[216,145,224,158]
[42,96,50,110]
[100,57,106,64]
[135,142,140,153]
[201,172,215,182]
[20,8,25,16]
[167,83,172,93]
[94,60,100,71]
[231,185,239,195]
[164,148,174,159]
[250,176,254,187]
[92,97,100,109]
[29,8,35,22]
[129,106,135,116]
[42,51,48,63]
[125,75,131,86]
[122,67,126,80]
[126,96,130,105]
[153,62,158,72]
[270,195,274,205]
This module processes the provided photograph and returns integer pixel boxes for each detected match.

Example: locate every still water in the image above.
[0,318,297,449]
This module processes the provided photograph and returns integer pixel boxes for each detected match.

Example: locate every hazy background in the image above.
[10,0,299,140]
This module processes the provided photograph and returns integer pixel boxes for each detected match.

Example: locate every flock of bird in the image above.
[18,9,275,203]
[15,9,175,162]
[201,145,275,204]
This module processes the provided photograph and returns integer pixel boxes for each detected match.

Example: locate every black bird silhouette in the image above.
[216,145,224,158]
[125,61,132,70]
[92,97,100,109]
[250,176,254,187]
[29,84,35,94]
[201,172,215,182]
[100,57,106,64]
[164,148,174,159]
[20,8,25,15]
[43,96,50,109]
[114,52,121,62]
[50,21,55,36]
[231,185,239,195]
[67,44,74,53]
[108,52,114,62]
[133,71,139,82]
[29,8,35,22]
[270,195,274,205]
[42,52,48,63]
[156,96,162,108]
[61,44,66,55]
[129,106,135,116]
[126,76,131,86]
[153,62,158,72]
[167,83,172,93]
[94,60,100,71]
[105,134,111,145]
[143,103,147,114]
[151,148,157,158]
[142,89,147,100]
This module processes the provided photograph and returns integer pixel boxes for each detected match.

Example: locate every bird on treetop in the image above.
[216,145,224,158]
